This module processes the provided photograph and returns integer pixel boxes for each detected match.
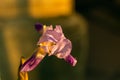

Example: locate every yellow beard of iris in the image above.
[39,41,55,55]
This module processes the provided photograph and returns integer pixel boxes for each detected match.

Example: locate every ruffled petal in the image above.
[54,25,63,33]
[52,39,72,58]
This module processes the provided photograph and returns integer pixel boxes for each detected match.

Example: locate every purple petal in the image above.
[37,26,65,44]
[20,53,45,72]
[35,23,43,32]
[40,31,62,42]
[52,39,72,58]
[54,25,63,33]
[64,55,77,66]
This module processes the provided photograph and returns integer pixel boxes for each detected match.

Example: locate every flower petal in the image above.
[64,55,77,66]
[54,25,63,33]
[52,39,72,58]
[20,48,46,72]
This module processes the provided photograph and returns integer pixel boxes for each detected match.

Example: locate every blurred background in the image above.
[0,0,120,80]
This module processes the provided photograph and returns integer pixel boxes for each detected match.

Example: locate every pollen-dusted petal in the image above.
[35,23,43,32]
[64,55,77,66]
[20,48,46,72]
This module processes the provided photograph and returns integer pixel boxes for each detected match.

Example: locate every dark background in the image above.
[75,0,120,80]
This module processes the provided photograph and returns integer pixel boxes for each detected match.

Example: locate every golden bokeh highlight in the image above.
[0,0,19,19]
[28,0,74,18]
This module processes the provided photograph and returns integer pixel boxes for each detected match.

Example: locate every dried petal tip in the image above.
[64,55,77,66]
[35,23,43,32]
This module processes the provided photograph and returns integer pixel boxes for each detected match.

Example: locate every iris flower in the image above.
[20,23,77,72]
